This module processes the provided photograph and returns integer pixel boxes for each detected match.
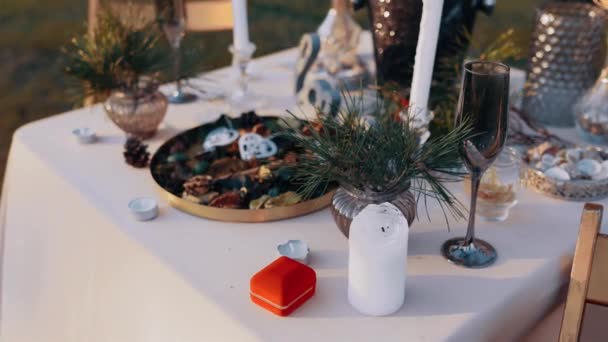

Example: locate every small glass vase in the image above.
[576,68,608,144]
[103,86,168,139]
[330,183,416,238]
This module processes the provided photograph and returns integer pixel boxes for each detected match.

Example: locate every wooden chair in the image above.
[525,203,608,341]
[88,0,233,34]
[84,0,233,105]
[559,202,607,341]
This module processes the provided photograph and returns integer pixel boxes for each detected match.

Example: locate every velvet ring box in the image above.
[250,256,316,316]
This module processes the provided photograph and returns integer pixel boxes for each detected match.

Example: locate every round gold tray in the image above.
[156,185,333,222]
[150,115,334,222]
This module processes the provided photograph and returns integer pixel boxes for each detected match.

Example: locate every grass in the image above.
[0,0,542,188]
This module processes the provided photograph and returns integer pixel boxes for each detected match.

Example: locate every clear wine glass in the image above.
[441,60,510,268]
[155,0,197,104]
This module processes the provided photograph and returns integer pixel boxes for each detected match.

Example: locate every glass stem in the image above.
[464,172,481,245]
[238,61,248,94]
[173,44,182,94]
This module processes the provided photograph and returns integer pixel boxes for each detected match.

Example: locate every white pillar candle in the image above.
[409,0,444,114]
[231,0,250,51]
[348,203,409,316]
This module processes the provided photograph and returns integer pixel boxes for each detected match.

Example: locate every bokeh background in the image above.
[0,0,543,184]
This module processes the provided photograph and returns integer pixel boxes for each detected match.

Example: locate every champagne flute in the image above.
[155,0,197,104]
[441,60,510,268]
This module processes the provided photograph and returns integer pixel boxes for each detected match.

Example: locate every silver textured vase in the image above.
[103,87,168,138]
[522,2,606,127]
[330,184,416,238]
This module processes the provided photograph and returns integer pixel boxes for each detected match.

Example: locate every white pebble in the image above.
[545,167,571,181]
[541,154,555,168]
[577,159,602,177]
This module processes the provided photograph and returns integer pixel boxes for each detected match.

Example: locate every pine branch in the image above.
[285,90,474,221]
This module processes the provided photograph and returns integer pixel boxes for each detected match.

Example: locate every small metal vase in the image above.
[330,183,416,238]
[103,86,168,138]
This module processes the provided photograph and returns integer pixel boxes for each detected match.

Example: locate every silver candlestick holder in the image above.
[228,42,263,113]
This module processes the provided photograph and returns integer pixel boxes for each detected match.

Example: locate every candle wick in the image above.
[381,227,385,232]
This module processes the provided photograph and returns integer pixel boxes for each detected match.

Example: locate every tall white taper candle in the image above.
[348,203,409,316]
[409,0,444,114]
[232,0,250,50]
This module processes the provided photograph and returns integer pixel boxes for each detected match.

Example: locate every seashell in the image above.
[593,160,608,180]
[540,154,555,169]
[277,240,310,264]
[582,149,602,161]
[553,157,567,167]
[577,159,602,178]
[544,167,571,181]
[566,148,584,164]
[533,161,546,171]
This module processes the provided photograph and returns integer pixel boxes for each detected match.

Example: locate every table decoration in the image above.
[72,127,97,144]
[464,147,521,222]
[128,197,159,221]
[441,60,510,269]
[522,2,606,127]
[286,91,472,237]
[150,112,335,222]
[352,0,494,89]
[277,240,310,265]
[63,7,169,138]
[348,203,408,316]
[524,142,608,201]
[576,68,608,144]
[124,137,150,168]
[250,256,316,317]
[294,0,369,108]
[155,0,198,104]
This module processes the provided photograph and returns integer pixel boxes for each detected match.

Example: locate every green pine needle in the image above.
[285,91,474,222]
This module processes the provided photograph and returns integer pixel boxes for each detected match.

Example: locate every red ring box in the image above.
[250,256,316,316]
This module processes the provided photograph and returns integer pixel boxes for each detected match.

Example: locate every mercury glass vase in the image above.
[103,86,168,139]
[522,2,606,127]
[330,183,416,238]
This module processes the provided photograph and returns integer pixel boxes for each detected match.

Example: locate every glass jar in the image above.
[330,183,416,238]
[576,68,608,144]
[103,85,168,139]
[464,147,521,222]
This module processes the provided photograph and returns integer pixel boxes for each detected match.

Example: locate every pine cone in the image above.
[124,137,150,168]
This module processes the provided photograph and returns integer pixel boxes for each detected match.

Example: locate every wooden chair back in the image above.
[559,203,608,341]
[88,0,233,34]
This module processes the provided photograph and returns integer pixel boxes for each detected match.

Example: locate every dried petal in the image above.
[209,191,242,209]
[249,195,270,209]
[264,191,302,208]
[183,175,213,197]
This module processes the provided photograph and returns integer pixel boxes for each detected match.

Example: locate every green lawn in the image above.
[0,0,542,186]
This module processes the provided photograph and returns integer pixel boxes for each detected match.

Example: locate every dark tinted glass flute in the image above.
[441,60,510,268]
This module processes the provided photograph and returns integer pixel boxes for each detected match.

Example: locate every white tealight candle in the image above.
[231,0,250,51]
[409,0,444,115]
[348,203,409,316]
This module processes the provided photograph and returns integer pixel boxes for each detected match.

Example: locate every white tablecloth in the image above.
[2,35,606,342]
